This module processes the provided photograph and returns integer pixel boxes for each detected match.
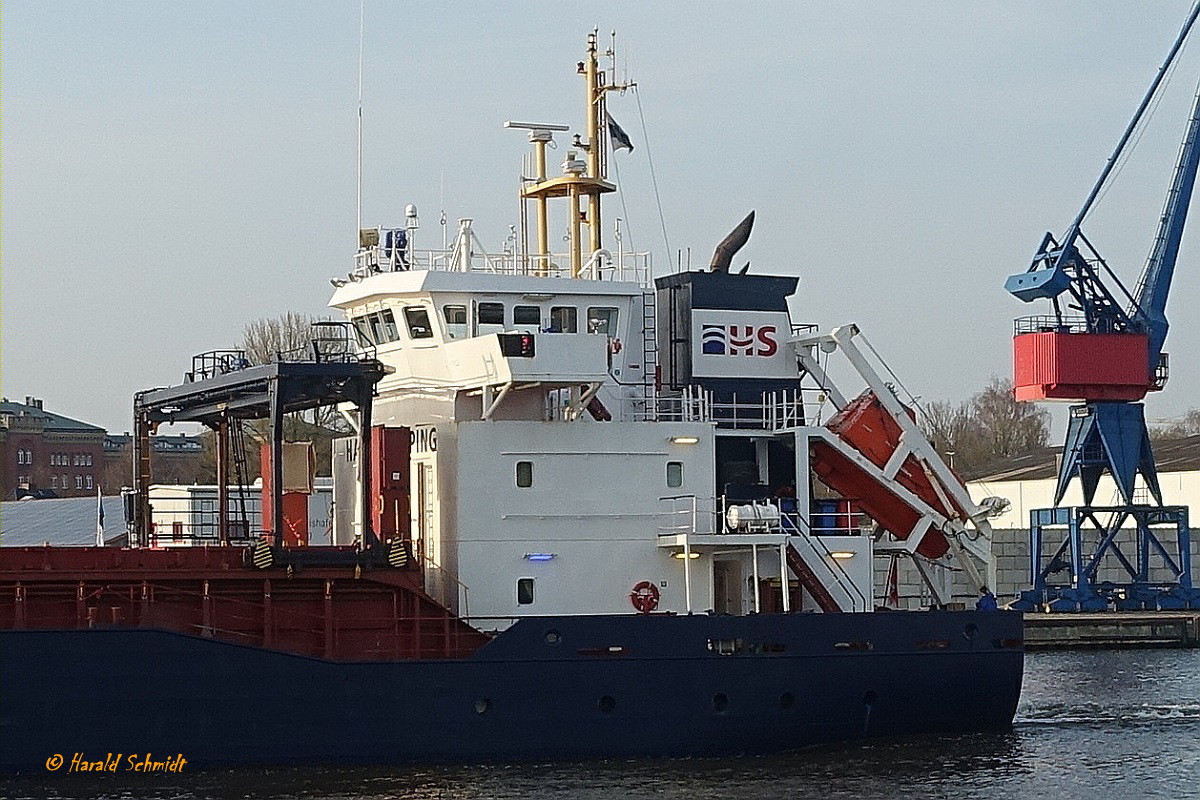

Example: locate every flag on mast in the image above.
[607,114,634,152]
[95,487,105,547]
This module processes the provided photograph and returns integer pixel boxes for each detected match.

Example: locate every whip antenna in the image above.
[356,0,365,239]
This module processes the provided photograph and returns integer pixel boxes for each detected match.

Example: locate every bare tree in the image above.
[242,311,318,365]
[920,378,1050,471]
[967,378,1051,460]
[240,313,351,434]
[1152,409,1200,440]
[920,399,971,457]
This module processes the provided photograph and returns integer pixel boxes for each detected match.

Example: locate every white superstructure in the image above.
[326,32,997,628]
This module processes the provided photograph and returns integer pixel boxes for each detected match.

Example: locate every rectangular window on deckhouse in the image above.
[380,309,400,342]
[516,461,533,488]
[667,462,683,488]
[477,302,505,336]
[404,307,434,339]
[443,305,468,339]
[513,305,541,329]
[550,306,577,333]
[517,578,535,605]
[587,307,619,336]
[351,317,373,346]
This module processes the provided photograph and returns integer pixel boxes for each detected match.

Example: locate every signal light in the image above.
[498,333,536,358]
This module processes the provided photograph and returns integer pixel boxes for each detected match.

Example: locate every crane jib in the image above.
[1006,0,1200,373]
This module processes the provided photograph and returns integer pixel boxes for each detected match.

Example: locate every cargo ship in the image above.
[0,32,1022,774]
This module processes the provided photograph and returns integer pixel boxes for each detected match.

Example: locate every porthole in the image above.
[545,630,562,646]
[712,692,729,713]
[598,695,615,714]
[963,622,979,640]
[474,698,491,715]
[779,692,795,710]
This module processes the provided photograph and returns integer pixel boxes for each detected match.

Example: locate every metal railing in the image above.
[188,350,252,382]
[658,494,719,537]
[145,518,260,547]
[1014,315,1091,335]
[422,559,472,621]
[657,494,871,612]
[351,245,652,285]
[9,581,487,661]
[655,386,836,430]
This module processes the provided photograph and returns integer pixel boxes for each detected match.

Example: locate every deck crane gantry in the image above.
[1003,4,1200,611]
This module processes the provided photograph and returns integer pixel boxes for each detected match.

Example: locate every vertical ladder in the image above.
[640,289,659,421]
[229,421,253,540]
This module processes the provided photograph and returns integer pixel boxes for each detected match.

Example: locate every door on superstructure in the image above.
[712,558,744,615]
[415,459,449,608]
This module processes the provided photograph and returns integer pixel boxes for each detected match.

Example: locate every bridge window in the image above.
[587,307,619,336]
[404,306,434,340]
[380,309,399,342]
[667,462,683,488]
[516,461,533,488]
[477,302,505,336]
[517,578,535,605]
[513,305,541,329]
[368,313,387,344]
[351,316,373,346]
[443,305,468,339]
[478,303,505,324]
[549,306,577,333]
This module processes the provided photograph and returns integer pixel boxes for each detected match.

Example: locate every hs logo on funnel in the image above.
[701,325,779,357]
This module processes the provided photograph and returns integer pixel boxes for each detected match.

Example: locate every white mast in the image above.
[356,0,364,239]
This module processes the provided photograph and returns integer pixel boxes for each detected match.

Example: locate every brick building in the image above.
[0,397,106,500]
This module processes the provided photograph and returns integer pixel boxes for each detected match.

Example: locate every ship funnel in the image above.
[709,210,755,273]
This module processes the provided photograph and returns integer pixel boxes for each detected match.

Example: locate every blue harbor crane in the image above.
[1004,4,1200,611]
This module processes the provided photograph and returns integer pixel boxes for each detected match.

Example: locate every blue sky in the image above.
[5,1,1200,433]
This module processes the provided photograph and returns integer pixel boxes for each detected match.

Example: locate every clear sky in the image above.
[5,1,1200,434]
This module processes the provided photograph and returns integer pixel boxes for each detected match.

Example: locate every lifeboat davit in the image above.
[810,390,969,559]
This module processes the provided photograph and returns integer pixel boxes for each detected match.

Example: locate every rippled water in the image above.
[5,649,1198,799]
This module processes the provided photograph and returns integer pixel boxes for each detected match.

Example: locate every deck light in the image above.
[830,551,856,560]
[524,553,557,562]
[669,436,700,445]
[672,551,700,559]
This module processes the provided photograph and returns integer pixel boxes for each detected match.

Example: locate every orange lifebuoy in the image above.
[630,580,660,613]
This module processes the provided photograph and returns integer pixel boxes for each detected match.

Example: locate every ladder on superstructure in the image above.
[640,289,659,421]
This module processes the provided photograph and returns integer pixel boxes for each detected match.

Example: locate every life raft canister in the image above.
[629,580,660,613]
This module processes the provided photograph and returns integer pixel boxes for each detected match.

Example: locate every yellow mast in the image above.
[517,31,629,278]
[584,31,603,259]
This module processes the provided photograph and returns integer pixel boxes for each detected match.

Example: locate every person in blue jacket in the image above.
[976,586,998,611]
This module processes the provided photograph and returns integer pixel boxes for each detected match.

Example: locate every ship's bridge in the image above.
[329,269,653,421]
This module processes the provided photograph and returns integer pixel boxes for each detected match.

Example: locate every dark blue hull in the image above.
[0,610,1022,774]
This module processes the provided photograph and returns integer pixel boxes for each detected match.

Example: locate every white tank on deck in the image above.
[725,503,781,532]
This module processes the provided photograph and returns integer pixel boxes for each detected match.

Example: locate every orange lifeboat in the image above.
[810,390,969,559]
